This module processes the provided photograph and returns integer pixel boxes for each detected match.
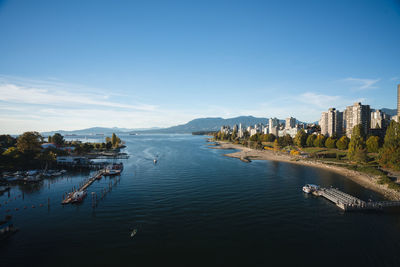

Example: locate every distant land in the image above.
[381,108,397,117]
[135,116,277,134]
[41,127,161,136]
[41,109,397,135]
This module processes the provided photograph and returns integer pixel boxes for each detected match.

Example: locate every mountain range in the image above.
[42,109,397,136]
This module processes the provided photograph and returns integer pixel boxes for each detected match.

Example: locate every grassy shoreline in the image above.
[210,140,400,200]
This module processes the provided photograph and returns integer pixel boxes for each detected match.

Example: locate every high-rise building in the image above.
[327,108,343,137]
[233,124,238,133]
[238,123,244,138]
[345,102,371,138]
[269,118,279,133]
[285,117,296,129]
[319,112,328,135]
[371,110,390,129]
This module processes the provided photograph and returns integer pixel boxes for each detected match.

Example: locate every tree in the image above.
[16,131,42,154]
[282,134,293,147]
[336,136,350,150]
[231,131,237,141]
[0,134,16,150]
[325,137,337,149]
[111,133,118,147]
[2,147,19,158]
[378,121,400,170]
[105,141,112,150]
[306,135,316,147]
[273,139,281,151]
[313,135,325,148]
[348,124,367,162]
[294,129,307,148]
[366,136,379,153]
[249,134,258,142]
[262,134,275,142]
[51,133,65,146]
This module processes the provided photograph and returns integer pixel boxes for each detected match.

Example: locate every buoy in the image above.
[24,206,27,209]
[40,204,43,207]
[15,208,18,211]
[32,205,35,208]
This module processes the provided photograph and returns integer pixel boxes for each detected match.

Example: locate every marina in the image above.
[61,163,123,204]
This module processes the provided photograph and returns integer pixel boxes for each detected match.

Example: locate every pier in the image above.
[309,186,400,211]
[61,169,105,205]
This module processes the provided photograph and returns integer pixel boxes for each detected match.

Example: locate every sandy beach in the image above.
[209,141,400,200]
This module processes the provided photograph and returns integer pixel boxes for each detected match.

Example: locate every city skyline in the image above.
[1,0,400,134]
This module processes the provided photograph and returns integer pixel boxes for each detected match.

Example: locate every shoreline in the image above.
[210,140,400,201]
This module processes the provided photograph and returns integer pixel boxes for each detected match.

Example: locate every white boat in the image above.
[302,184,319,194]
[131,229,137,238]
[103,163,123,176]
[153,159,157,164]
[71,191,87,203]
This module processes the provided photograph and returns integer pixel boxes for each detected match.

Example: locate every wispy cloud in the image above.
[0,83,156,111]
[342,77,380,90]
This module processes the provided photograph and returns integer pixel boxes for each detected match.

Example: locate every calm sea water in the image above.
[2,134,400,266]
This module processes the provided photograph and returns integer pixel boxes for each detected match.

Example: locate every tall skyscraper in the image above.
[319,112,328,135]
[319,108,342,137]
[285,117,296,129]
[269,118,279,133]
[327,108,343,137]
[345,102,371,138]
[371,110,389,129]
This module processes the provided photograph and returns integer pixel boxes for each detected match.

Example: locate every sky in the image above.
[0,0,399,134]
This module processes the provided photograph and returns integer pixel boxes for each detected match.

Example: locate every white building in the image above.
[285,117,296,129]
[269,118,279,133]
[319,112,328,136]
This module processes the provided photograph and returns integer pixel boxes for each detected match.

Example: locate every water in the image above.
[2,134,400,266]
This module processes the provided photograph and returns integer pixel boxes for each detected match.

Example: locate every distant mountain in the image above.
[134,116,272,134]
[41,127,161,136]
[381,108,397,117]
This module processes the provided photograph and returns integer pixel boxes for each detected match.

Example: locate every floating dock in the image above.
[61,169,105,205]
[309,186,400,211]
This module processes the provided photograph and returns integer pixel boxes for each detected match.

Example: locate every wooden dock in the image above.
[61,169,105,205]
[311,186,400,211]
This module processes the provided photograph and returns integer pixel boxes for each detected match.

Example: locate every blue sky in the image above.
[0,0,399,134]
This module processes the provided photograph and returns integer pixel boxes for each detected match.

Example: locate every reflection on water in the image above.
[1,134,400,267]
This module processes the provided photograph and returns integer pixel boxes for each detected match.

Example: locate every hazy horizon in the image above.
[1,0,399,134]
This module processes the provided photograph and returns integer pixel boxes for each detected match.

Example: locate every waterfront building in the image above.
[269,117,279,132]
[285,117,296,129]
[220,125,231,135]
[319,112,328,136]
[270,126,278,137]
[233,124,238,133]
[327,108,343,137]
[238,123,244,138]
[250,128,258,136]
[345,102,371,138]
[371,110,390,129]
[262,126,268,135]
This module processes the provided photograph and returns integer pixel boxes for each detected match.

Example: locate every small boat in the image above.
[103,163,123,176]
[153,159,157,164]
[302,184,319,194]
[71,191,87,203]
[131,229,137,238]
[0,221,18,241]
